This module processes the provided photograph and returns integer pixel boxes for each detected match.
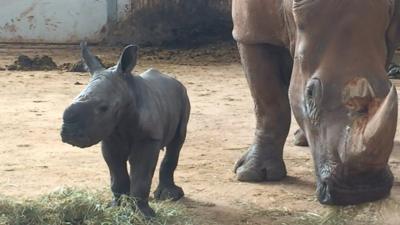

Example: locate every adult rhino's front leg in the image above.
[234,43,291,182]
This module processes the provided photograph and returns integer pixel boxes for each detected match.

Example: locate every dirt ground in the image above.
[0,44,400,225]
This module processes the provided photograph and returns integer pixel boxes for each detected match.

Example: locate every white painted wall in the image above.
[0,0,131,43]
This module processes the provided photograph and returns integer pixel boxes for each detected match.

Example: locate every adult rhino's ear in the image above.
[80,41,104,75]
[117,45,138,75]
[386,0,400,67]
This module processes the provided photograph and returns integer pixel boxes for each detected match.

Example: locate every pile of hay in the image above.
[0,187,193,225]
[247,199,400,225]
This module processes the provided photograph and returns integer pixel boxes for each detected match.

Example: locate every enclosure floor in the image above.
[0,45,399,224]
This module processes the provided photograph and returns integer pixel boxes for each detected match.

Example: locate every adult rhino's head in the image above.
[61,43,138,148]
[288,0,400,205]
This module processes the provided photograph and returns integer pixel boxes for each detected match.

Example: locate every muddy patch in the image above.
[6,55,57,71]
[6,54,115,72]
[138,42,240,65]
[59,57,114,72]
[59,60,87,72]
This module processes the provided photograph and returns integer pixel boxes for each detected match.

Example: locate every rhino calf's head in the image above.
[61,42,138,148]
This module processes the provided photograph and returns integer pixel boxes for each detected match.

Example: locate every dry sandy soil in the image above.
[0,44,400,225]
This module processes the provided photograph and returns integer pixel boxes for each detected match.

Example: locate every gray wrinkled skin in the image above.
[61,43,190,217]
[233,0,400,205]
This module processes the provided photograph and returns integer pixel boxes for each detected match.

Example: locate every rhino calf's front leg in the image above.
[102,140,130,206]
[129,140,160,218]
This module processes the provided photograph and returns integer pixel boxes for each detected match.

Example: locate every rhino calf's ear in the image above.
[117,45,138,74]
[80,41,104,75]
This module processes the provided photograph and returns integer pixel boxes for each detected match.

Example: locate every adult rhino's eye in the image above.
[306,84,314,99]
[305,78,322,126]
[305,79,321,101]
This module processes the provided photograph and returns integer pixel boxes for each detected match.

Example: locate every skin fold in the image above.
[232,0,400,205]
[61,43,190,217]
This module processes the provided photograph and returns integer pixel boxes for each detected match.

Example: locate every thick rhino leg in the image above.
[101,140,130,205]
[234,43,291,182]
[129,140,160,218]
[293,129,309,147]
[154,123,186,201]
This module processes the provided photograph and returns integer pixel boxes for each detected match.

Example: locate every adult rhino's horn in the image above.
[363,84,398,165]
[80,41,104,75]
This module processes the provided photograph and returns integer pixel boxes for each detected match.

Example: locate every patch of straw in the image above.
[0,187,193,225]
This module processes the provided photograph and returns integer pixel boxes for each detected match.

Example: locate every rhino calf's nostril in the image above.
[63,104,84,123]
[63,113,77,123]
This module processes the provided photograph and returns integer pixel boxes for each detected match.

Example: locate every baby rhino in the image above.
[60,42,190,217]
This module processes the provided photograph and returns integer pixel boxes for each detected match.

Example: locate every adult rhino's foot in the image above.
[234,145,286,182]
[154,184,184,201]
[294,129,308,147]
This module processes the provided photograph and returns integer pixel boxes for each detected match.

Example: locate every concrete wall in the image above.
[0,0,233,45]
[0,0,130,43]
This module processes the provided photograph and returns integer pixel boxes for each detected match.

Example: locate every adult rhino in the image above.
[232,0,400,205]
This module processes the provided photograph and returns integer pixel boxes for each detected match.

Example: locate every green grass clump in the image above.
[0,187,193,225]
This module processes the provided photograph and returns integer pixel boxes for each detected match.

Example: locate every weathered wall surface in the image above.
[0,0,130,43]
[109,0,233,46]
[0,0,233,46]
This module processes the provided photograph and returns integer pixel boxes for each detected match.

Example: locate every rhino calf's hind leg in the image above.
[154,128,186,201]
[234,43,291,182]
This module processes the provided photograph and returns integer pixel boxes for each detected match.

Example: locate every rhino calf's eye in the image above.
[97,105,109,113]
